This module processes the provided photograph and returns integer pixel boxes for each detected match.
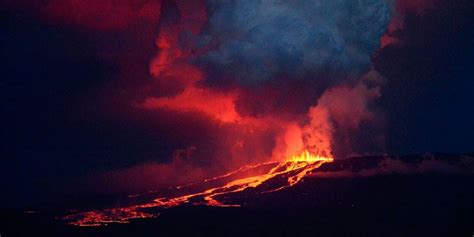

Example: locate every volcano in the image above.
[3,153,473,237]
[2,0,474,236]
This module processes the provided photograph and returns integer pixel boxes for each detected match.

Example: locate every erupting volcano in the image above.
[2,0,474,236]
[64,150,334,226]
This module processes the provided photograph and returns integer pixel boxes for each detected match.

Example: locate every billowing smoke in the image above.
[193,0,391,85]
[271,69,385,161]
[140,0,393,174]
[2,0,395,195]
[146,0,391,160]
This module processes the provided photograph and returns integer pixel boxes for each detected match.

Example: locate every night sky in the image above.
[1,0,473,208]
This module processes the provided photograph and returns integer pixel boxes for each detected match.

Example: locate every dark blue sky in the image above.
[374,2,474,153]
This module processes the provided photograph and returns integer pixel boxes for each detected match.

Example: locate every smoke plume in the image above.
[136,0,392,182]
[2,0,396,195]
[190,0,390,85]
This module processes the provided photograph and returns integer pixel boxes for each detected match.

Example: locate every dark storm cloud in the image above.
[193,0,391,85]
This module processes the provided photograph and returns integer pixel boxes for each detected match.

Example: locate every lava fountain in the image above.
[64,150,333,226]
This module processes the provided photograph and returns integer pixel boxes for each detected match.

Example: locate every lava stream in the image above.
[64,151,333,226]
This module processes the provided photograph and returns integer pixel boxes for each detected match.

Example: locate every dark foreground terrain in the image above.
[1,154,473,237]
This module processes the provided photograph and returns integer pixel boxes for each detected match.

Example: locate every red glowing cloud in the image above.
[142,65,240,123]
[5,0,163,31]
[2,0,391,195]
[144,1,238,124]
[45,0,161,30]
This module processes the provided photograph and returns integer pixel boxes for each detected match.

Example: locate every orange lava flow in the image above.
[64,151,333,226]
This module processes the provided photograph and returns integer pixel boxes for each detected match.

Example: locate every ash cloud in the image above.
[146,0,393,163]
[193,0,391,85]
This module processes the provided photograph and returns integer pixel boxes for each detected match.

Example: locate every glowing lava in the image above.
[64,151,333,226]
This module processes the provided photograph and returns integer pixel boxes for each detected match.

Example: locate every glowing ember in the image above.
[64,151,333,226]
